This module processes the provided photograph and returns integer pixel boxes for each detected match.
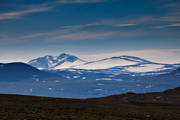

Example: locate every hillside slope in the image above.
[0,62,60,82]
[0,87,180,120]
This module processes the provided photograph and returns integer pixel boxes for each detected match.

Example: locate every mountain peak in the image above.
[28,53,85,70]
[97,55,151,64]
[59,53,70,56]
[28,54,161,70]
[58,53,70,58]
[57,53,79,62]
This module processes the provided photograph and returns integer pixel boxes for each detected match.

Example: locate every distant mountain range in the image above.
[28,53,85,70]
[28,53,180,75]
[0,55,180,98]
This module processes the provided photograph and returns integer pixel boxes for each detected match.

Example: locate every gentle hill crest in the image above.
[0,62,59,82]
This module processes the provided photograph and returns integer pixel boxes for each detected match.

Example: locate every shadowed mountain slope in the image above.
[0,62,60,82]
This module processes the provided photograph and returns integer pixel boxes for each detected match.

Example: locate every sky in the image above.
[0,0,180,63]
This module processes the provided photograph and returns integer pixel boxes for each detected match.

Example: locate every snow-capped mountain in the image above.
[29,54,153,70]
[72,56,152,69]
[28,53,85,70]
[1,60,180,98]
[28,53,180,74]
[1,62,180,98]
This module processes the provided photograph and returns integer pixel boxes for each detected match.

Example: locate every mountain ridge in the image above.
[0,61,180,98]
[28,53,180,74]
[28,53,85,70]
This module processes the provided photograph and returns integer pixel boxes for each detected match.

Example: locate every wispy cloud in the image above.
[22,21,137,39]
[50,28,149,41]
[159,15,180,22]
[168,23,180,27]
[12,14,180,42]
[0,0,105,21]
[52,31,116,40]
[163,1,180,11]
[57,0,105,4]
[153,23,180,29]
[0,4,53,20]
[115,24,136,27]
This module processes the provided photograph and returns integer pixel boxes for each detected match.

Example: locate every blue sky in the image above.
[0,0,180,62]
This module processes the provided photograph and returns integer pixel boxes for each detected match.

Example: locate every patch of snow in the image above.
[95,89,104,91]
[114,79,123,81]
[112,73,120,75]
[37,67,44,70]
[68,69,77,71]
[108,75,115,77]
[73,58,137,69]
[125,64,166,73]
[145,85,152,89]
[48,88,52,91]
[97,83,104,86]
[77,71,82,74]
[66,76,71,79]
[96,78,112,81]
[54,60,85,69]
[73,76,79,79]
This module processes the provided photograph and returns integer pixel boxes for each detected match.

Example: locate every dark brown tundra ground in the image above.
[0,87,180,120]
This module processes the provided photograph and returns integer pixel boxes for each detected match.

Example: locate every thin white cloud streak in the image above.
[57,0,105,4]
[159,16,180,22]
[80,49,180,64]
[164,3,180,8]
[22,29,148,43]
[52,31,117,40]
[153,23,180,29]
[128,15,180,24]
[169,23,180,27]
[163,2,180,11]
[5,14,180,43]
[0,4,53,20]
[23,27,77,39]
[0,0,105,20]
[51,29,149,41]
[115,24,136,27]
[22,22,137,39]
[20,14,180,40]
